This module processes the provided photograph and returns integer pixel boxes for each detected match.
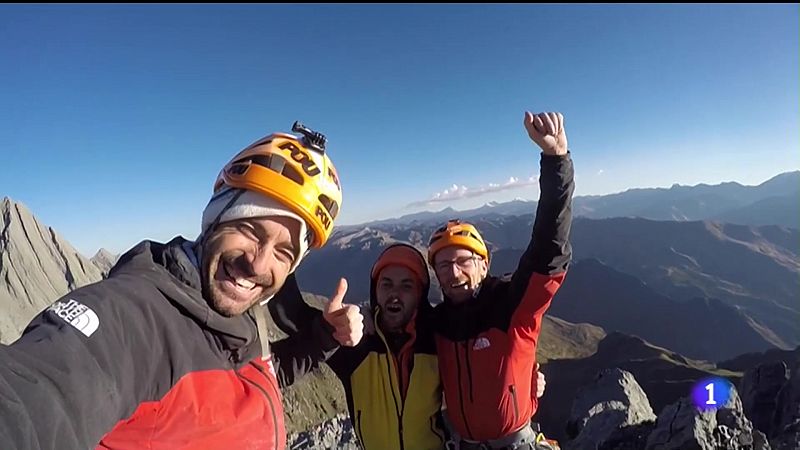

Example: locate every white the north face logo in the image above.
[473,337,491,350]
[48,299,100,337]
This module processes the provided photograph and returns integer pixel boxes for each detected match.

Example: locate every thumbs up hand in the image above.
[323,278,364,347]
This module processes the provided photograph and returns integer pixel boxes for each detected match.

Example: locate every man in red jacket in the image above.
[0,122,363,450]
[429,111,574,450]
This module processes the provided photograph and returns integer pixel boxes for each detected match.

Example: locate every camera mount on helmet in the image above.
[292,121,327,154]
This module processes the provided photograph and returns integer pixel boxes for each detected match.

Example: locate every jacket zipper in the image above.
[509,384,520,422]
[384,351,405,450]
[454,341,474,440]
[238,367,279,450]
[464,341,475,403]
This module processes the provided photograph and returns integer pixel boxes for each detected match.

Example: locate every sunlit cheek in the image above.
[275,266,288,282]
[270,254,290,279]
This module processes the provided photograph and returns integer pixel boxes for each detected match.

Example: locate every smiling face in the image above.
[200,215,300,316]
[375,265,422,334]
[433,246,488,305]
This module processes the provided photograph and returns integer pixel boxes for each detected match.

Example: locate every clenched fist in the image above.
[523,111,568,156]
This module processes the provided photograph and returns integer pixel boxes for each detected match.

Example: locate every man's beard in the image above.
[443,274,480,303]
[201,249,278,317]
[378,296,413,334]
[379,311,409,334]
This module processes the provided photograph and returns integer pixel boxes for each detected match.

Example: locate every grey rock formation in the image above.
[566,368,657,450]
[288,413,359,450]
[645,388,770,450]
[741,361,789,435]
[90,248,119,277]
[0,197,103,343]
[770,363,800,450]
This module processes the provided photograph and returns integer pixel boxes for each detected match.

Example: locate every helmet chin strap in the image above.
[470,280,483,298]
[470,256,488,297]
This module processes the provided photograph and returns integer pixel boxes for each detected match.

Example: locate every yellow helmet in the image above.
[214,122,342,248]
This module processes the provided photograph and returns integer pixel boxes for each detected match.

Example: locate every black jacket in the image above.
[0,237,337,450]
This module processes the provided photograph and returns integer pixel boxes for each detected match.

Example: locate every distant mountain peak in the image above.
[761,170,800,182]
[91,248,119,276]
[93,247,115,259]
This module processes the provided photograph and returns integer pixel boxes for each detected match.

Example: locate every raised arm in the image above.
[506,111,574,323]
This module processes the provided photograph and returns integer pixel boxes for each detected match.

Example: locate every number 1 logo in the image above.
[705,383,716,405]
[692,378,731,411]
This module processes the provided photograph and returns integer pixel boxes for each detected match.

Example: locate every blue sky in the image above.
[1,4,797,255]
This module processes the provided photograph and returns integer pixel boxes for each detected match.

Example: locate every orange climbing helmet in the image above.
[427,219,489,265]
[213,122,342,248]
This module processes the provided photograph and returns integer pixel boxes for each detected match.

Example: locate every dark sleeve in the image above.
[324,347,347,377]
[504,153,574,323]
[270,313,341,388]
[324,333,371,382]
[0,281,162,450]
[268,273,321,336]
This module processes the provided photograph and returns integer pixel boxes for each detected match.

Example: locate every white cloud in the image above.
[597,169,605,176]
[431,184,468,200]
[407,174,539,207]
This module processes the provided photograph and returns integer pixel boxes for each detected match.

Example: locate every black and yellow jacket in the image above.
[326,246,444,450]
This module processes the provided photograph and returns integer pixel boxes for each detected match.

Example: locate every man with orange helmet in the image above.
[0,122,363,450]
[428,111,574,450]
